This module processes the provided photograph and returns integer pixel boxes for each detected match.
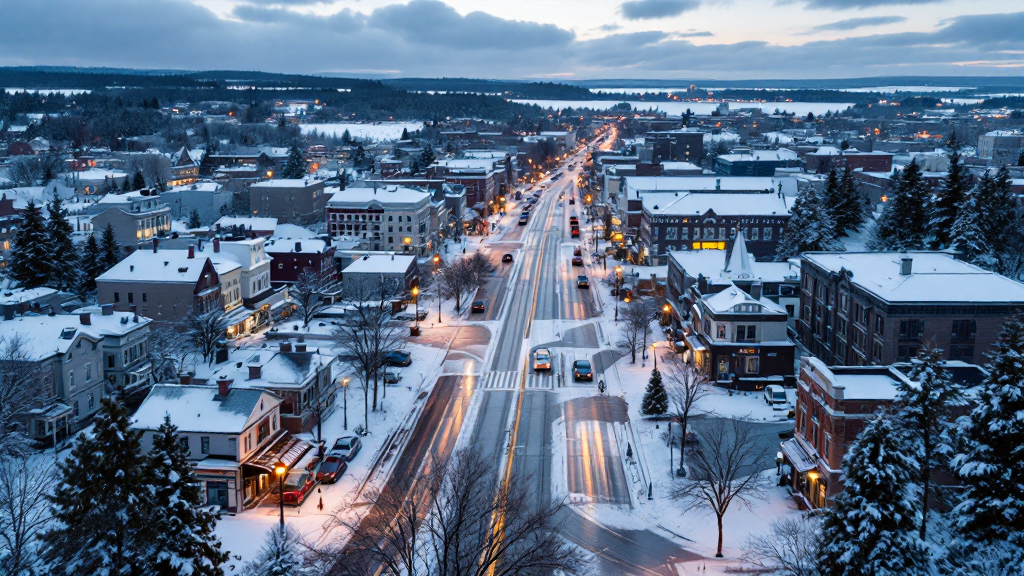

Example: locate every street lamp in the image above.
[341,377,350,431]
[652,342,658,371]
[614,265,623,322]
[411,286,420,334]
[662,303,671,326]
[274,461,287,527]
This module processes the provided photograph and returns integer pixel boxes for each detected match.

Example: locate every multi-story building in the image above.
[74,304,152,395]
[132,381,313,514]
[90,189,172,250]
[342,254,419,297]
[264,235,339,289]
[781,357,985,509]
[0,192,24,267]
[248,179,327,225]
[977,130,1024,165]
[426,158,501,210]
[797,252,1024,366]
[208,237,284,337]
[325,186,436,254]
[162,182,231,223]
[715,149,800,176]
[3,312,109,441]
[638,188,793,264]
[167,146,203,188]
[96,244,222,322]
[644,130,704,164]
[804,147,894,174]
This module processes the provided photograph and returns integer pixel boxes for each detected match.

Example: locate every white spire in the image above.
[724,228,754,280]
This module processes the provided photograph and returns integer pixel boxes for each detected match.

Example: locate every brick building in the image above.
[797,252,1024,367]
[804,147,894,174]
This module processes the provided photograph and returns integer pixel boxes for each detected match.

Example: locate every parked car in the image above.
[383,350,412,366]
[573,246,582,256]
[471,300,486,313]
[577,275,589,288]
[280,470,316,505]
[533,348,552,371]
[519,215,529,226]
[764,385,788,409]
[330,436,363,461]
[572,360,593,381]
[384,367,402,384]
[569,198,575,205]
[571,255,584,266]
[316,455,348,484]
[502,253,514,263]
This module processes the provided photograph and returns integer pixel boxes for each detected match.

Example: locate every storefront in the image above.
[780,436,834,510]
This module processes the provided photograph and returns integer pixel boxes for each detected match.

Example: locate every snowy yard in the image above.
[299,121,426,142]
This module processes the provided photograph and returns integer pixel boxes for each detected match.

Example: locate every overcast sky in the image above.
[0,0,1021,80]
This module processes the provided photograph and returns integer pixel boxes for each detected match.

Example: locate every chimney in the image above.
[750,282,763,301]
[101,303,114,316]
[697,274,708,295]
[153,238,159,253]
[900,256,913,276]
[188,245,195,259]
[248,365,262,380]
[280,341,293,352]
[129,265,135,272]
[715,178,721,191]
[295,241,302,252]
[295,342,307,353]
[216,376,232,397]
[179,372,193,385]
[213,238,220,253]
[79,312,91,325]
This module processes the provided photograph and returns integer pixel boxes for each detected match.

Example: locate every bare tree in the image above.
[742,515,822,576]
[123,153,172,189]
[333,280,405,431]
[617,296,652,363]
[8,153,65,186]
[290,269,331,328]
[670,418,771,558]
[436,252,494,314]
[145,324,193,384]
[0,336,42,458]
[664,357,710,477]
[325,447,582,576]
[185,308,227,366]
[0,457,56,575]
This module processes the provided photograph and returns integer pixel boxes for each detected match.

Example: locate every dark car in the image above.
[471,300,486,313]
[573,246,582,257]
[572,360,594,381]
[316,455,348,484]
[383,350,412,366]
[330,436,363,461]
[280,470,316,505]
[571,255,583,266]
[518,215,529,226]
[569,198,575,205]
[502,253,514,263]
[577,275,589,288]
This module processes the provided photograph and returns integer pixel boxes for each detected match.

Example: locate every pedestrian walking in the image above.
[317,487,324,512]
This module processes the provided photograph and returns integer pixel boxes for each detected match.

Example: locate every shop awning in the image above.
[780,438,817,473]
[246,434,313,472]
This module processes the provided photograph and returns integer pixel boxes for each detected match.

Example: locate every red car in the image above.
[280,470,316,505]
[571,227,580,238]
[316,455,348,484]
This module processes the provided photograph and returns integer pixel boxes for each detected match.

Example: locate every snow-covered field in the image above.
[299,121,426,141]
[3,87,92,95]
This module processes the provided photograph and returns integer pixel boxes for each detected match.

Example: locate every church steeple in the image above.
[724,227,754,280]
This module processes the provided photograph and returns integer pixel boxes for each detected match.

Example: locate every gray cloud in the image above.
[805,15,905,33]
[803,0,946,8]
[0,1,1020,80]
[620,0,701,20]
[675,30,713,37]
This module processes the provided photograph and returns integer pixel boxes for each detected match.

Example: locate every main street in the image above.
[357,132,697,575]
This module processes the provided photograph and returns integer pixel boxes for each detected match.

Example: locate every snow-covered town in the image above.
[2,2,1024,575]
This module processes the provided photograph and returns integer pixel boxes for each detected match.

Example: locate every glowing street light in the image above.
[341,377,350,430]
[274,462,287,527]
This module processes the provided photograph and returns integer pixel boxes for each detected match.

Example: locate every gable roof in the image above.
[131,384,280,434]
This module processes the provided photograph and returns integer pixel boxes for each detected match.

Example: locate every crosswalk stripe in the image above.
[480,371,519,389]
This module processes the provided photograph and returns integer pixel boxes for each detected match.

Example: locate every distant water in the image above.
[511,99,854,116]
[4,88,92,95]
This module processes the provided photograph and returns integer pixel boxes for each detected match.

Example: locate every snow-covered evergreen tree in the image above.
[834,168,865,238]
[641,368,668,416]
[400,127,410,141]
[45,196,81,293]
[40,397,152,575]
[99,223,123,271]
[870,159,929,250]
[281,143,307,179]
[928,150,969,249]
[132,170,146,191]
[419,144,436,170]
[8,201,50,288]
[896,347,963,540]
[952,314,1024,550]
[188,208,202,229]
[775,187,843,260]
[79,234,102,295]
[822,168,842,234]
[242,526,312,576]
[819,414,930,575]
[976,166,1016,247]
[949,192,995,269]
[146,416,228,576]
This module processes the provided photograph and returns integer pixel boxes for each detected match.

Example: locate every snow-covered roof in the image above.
[803,357,902,401]
[430,158,500,171]
[343,254,416,275]
[326,186,431,208]
[643,191,792,217]
[97,249,213,284]
[250,179,323,189]
[167,182,221,193]
[703,284,786,315]
[0,287,58,305]
[718,149,798,163]
[802,252,1024,304]
[625,176,797,196]
[131,384,279,434]
[215,216,278,230]
[73,306,153,337]
[200,346,333,390]
[72,168,128,180]
[265,237,328,254]
[660,161,701,172]
[984,130,1023,137]
[0,310,148,360]
[273,223,319,239]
